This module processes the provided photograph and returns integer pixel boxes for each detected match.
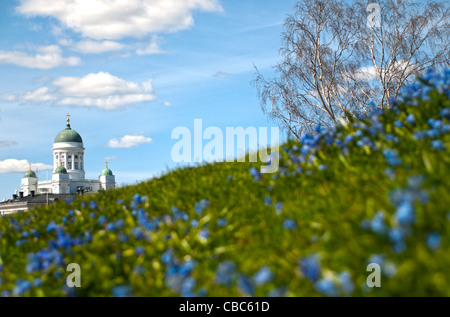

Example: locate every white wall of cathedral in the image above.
[21,177,38,196]
[53,142,85,180]
[100,175,116,190]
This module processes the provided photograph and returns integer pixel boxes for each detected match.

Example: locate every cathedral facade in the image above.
[21,115,115,196]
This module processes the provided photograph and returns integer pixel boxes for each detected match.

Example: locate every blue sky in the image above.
[0,0,298,198]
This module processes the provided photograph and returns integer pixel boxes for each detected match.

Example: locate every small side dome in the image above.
[54,166,68,174]
[101,161,113,176]
[24,170,37,178]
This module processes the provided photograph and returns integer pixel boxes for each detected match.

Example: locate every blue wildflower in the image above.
[264,196,272,205]
[431,140,445,150]
[190,219,199,228]
[395,200,415,226]
[283,219,297,230]
[318,164,327,171]
[385,168,396,180]
[338,271,354,295]
[427,232,442,251]
[89,200,97,210]
[181,277,196,297]
[198,229,210,240]
[133,194,142,204]
[135,246,145,256]
[46,221,59,233]
[112,285,134,297]
[394,120,403,128]
[237,274,255,296]
[217,218,227,227]
[314,278,338,297]
[253,266,274,286]
[389,228,404,244]
[440,108,450,120]
[383,149,402,166]
[406,113,415,125]
[370,211,386,234]
[275,202,283,214]
[249,167,261,181]
[13,279,32,296]
[299,255,321,281]
[215,261,236,286]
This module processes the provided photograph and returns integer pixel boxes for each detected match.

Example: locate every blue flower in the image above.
[389,228,404,243]
[264,196,272,205]
[314,278,338,297]
[217,218,227,227]
[237,274,255,296]
[299,255,321,281]
[267,288,287,297]
[385,168,396,180]
[283,219,297,230]
[133,194,142,204]
[89,200,97,210]
[440,107,450,120]
[46,221,59,232]
[135,246,145,256]
[190,219,199,228]
[383,149,402,166]
[97,215,107,226]
[181,277,196,297]
[431,140,445,150]
[427,232,442,251]
[215,261,237,286]
[253,266,274,286]
[195,199,210,215]
[275,202,283,214]
[249,167,261,181]
[12,279,32,296]
[112,285,133,297]
[198,229,210,240]
[338,271,354,295]
[394,120,403,128]
[370,211,386,234]
[395,201,415,226]
[406,113,415,125]
[318,164,327,171]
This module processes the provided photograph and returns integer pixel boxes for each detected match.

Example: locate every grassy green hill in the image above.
[0,70,449,297]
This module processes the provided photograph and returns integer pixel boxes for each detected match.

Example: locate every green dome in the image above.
[24,170,37,178]
[54,166,68,174]
[54,125,83,143]
[101,168,113,176]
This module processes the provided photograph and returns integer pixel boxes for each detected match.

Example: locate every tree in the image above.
[254,0,450,138]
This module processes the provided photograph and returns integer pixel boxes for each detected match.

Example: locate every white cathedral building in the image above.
[21,115,115,196]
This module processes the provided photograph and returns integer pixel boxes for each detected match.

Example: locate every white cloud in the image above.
[22,87,56,102]
[17,0,223,40]
[53,72,155,110]
[0,141,17,147]
[3,72,156,110]
[136,36,165,55]
[214,71,230,79]
[353,61,416,80]
[0,159,52,174]
[107,134,152,148]
[164,101,172,107]
[0,45,80,69]
[72,40,124,54]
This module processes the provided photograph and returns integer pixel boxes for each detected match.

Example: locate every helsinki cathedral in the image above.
[20,115,115,196]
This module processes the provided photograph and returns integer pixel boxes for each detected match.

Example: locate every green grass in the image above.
[0,73,449,296]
